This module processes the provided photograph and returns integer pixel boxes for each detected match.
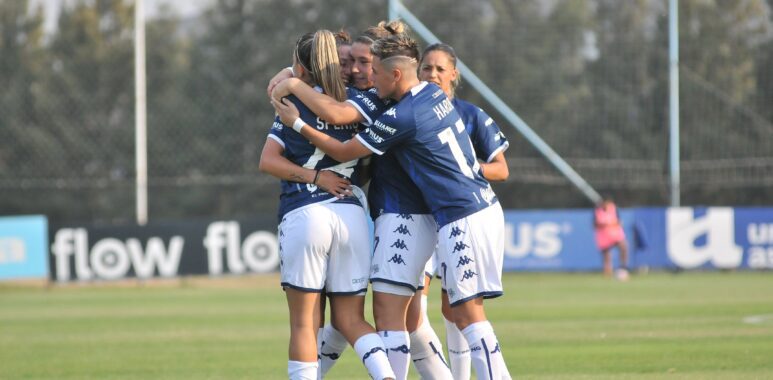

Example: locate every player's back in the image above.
[387,82,497,227]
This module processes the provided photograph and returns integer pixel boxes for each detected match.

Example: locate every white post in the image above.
[669,0,681,206]
[135,0,148,225]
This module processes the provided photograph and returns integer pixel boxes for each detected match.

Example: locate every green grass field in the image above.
[1,272,772,379]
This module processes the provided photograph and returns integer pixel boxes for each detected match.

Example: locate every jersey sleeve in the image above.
[346,88,390,126]
[470,107,509,162]
[267,116,286,148]
[355,105,414,155]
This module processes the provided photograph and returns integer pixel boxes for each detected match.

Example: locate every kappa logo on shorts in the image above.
[390,239,408,250]
[449,227,465,238]
[456,255,474,267]
[371,264,380,274]
[452,241,470,253]
[461,269,477,281]
[388,254,407,265]
[447,288,456,298]
[393,224,412,235]
[397,214,414,220]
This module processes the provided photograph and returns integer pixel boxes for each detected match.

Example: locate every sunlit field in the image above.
[1,272,772,379]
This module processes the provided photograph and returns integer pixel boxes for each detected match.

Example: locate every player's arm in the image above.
[258,138,352,198]
[271,97,372,163]
[480,152,509,181]
[266,67,293,98]
[271,78,364,125]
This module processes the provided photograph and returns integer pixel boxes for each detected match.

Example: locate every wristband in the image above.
[312,170,321,185]
[292,118,306,133]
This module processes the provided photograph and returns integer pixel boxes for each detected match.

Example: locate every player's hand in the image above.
[266,68,293,98]
[315,170,352,199]
[270,97,300,127]
[271,77,299,100]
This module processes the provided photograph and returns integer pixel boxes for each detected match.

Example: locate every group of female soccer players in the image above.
[260,20,512,380]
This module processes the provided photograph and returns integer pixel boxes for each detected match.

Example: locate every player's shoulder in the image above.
[453,97,487,117]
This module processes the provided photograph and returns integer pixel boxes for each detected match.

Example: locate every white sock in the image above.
[288,360,318,380]
[444,317,471,380]
[410,319,453,379]
[353,333,395,380]
[379,331,410,380]
[318,324,347,379]
[461,321,509,380]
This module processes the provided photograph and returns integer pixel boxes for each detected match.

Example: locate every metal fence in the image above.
[1,0,771,224]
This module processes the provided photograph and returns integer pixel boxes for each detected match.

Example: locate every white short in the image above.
[424,248,439,279]
[370,213,437,296]
[279,202,371,295]
[437,203,504,306]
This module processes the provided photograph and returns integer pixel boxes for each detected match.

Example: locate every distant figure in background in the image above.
[594,198,629,281]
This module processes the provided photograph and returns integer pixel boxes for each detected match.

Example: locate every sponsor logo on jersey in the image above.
[373,120,396,135]
[431,89,444,99]
[480,185,496,205]
[271,121,284,130]
[365,128,384,143]
[356,93,377,112]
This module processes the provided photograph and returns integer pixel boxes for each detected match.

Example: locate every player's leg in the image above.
[371,213,437,380]
[286,289,322,379]
[327,204,395,380]
[601,248,612,277]
[440,290,471,380]
[439,203,511,380]
[279,206,333,379]
[408,259,453,379]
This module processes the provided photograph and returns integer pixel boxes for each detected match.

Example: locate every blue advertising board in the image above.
[0,215,49,280]
[502,207,773,272]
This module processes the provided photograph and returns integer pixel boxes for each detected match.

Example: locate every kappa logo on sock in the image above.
[490,343,501,354]
[390,344,410,354]
[362,347,386,361]
[319,352,340,360]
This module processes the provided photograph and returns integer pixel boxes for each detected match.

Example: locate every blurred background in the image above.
[2,0,772,225]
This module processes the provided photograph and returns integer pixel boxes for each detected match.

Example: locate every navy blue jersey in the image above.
[348,88,431,218]
[356,82,498,228]
[268,90,363,222]
[453,98,509,163]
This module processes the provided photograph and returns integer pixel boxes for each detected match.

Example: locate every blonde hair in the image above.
[294,30,347,102]
[371,34,420,64]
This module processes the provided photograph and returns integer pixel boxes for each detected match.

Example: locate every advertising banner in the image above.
[0,215,49,280]
[49,217,280,282]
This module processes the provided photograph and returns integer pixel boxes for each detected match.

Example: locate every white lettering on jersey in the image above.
[366,128,385,143]
[271,121,283,131]
[433,98,454,120]
[373,120,396,135]
[356,93,377,112]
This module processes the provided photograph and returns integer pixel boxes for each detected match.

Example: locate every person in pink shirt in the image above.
[594,198,629,280]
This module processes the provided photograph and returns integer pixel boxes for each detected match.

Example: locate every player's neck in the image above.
[392,78,420,101]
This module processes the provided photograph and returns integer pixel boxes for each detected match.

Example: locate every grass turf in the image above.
[1,272,772,379]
